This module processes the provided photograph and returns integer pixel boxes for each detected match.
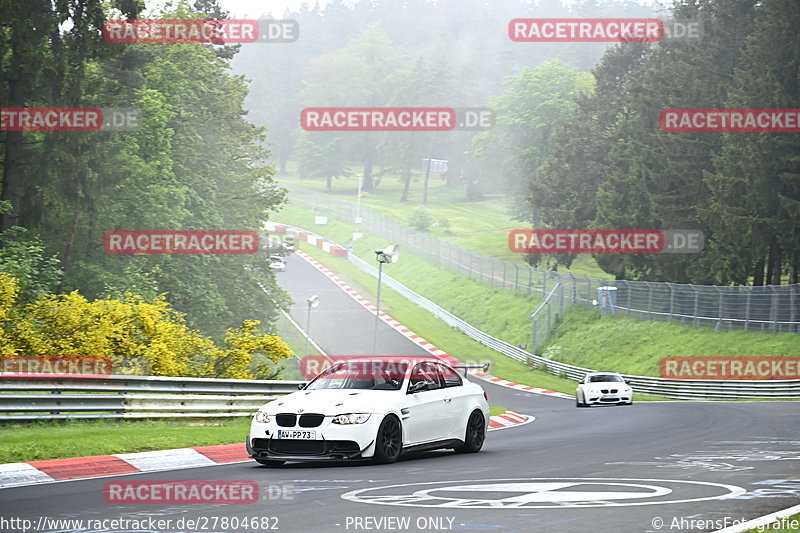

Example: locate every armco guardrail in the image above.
[0,375,304,421]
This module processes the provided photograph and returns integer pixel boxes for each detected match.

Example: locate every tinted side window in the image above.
[438,363,462,388]
[410,362,443,390]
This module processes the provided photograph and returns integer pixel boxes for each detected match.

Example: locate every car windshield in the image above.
[589,374,625,383]
[305,361,407,391]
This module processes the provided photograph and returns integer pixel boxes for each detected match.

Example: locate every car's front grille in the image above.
[252,439,361,457]
[276,414,297,427]
[271,439,326,455]
[600,388,619,394]
[299,414,325,427]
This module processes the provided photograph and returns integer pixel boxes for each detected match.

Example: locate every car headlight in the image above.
[254,409,271,423]
[332,413,371,425]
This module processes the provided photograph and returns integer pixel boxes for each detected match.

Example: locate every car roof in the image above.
[325,356,454,370]
[327,356,446,365]
[586,371,622,376]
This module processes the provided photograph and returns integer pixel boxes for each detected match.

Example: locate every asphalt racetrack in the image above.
[2,253,798,533]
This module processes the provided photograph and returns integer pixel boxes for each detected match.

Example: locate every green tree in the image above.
[0,0,142,232]
[471,60,594,240]
[3,1,289,340]
[706,0,800,285]
[535,43,649,269]
[592,0,758,282]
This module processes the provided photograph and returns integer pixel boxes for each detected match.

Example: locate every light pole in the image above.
[303,295,319,356]
[372,245,399,354]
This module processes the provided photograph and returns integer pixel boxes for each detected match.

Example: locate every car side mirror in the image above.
[297,382,307,390]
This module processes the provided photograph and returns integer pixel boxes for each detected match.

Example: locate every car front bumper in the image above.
[583,392,632,405]
[248,416,382,461]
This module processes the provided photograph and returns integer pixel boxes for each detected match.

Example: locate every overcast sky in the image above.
[145,0,340,18]
[215,0,333,17]
[148,0,668,18]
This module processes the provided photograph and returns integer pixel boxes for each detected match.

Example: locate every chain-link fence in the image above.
[288,187,800,351]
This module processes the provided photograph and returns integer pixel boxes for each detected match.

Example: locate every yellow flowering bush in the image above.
[0,273,20,357]
[202,320,295,379]
[0,274,293,378]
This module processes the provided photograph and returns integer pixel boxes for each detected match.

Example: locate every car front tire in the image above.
[372,415,403,464]
[454,410,486,454]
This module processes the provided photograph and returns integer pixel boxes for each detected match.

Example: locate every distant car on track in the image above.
[268,255,286,271]
[247,357,490,466]
[576,372,633,407]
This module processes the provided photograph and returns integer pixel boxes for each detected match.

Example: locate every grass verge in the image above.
[544,306,800,377]
[0,417,250,463]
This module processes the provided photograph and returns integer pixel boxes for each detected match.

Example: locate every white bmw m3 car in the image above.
[575,371,633,407]
[247,357,489,465]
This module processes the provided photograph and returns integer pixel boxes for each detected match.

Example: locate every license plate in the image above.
[276,430,315,439]
[602,395,617,399]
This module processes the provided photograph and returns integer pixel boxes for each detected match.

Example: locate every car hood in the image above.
[581,383,631,392]
[262,388,401,415]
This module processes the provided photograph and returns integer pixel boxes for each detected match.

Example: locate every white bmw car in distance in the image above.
[247,357,490,465]
[576,372,633,407]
